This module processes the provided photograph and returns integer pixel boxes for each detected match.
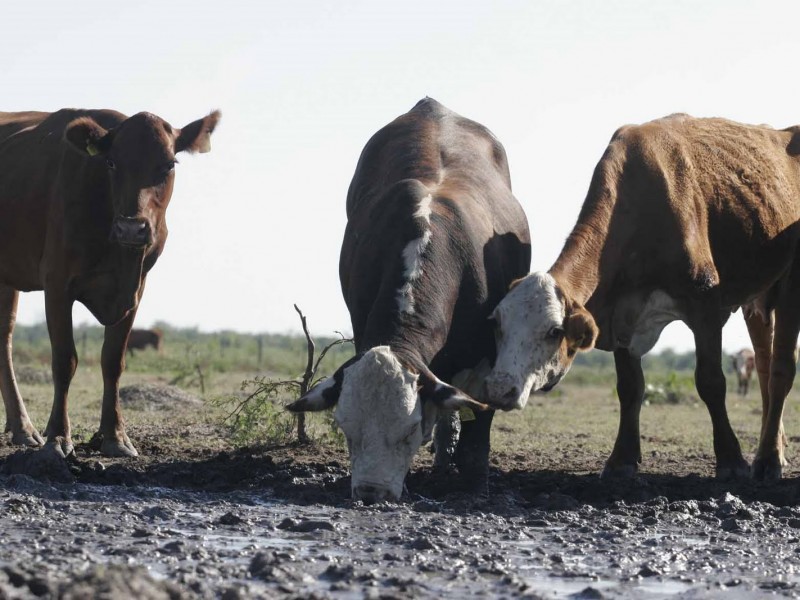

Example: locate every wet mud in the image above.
[2,428,800,599]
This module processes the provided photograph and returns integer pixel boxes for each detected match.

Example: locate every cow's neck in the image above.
[548,223,606,307]
[547,163,620,307]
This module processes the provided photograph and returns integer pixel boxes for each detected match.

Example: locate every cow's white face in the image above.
[334,347,432,503]
[485,272,597,410]
[287,345,488,504]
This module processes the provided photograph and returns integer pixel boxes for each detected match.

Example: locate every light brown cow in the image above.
[485,114,800,481]
[0,108,219,457]
[731,348,756,396]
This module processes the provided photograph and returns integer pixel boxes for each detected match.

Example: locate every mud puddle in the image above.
[3,458,800,598]
[3,431,800,598]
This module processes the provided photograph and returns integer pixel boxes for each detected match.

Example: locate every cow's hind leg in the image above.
[752,272,800,480]
[690,311,749,479]
[744,310,788,473]
[0,285,43,446]
[97,308,138,457]
[602,348,644,478]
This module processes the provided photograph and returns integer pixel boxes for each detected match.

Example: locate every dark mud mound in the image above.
[0,564,188,600]
[1,445,75,483]
[119,384,202,410]
[13,365,52,385]
[73,441,353,504]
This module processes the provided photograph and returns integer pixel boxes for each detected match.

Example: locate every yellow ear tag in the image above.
[458,406,476,422]
[86,143,99,157]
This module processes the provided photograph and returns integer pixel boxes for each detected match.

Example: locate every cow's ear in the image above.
[413,363,488,442]
[175,110,221,154]
[565,306,598,352]
[285,354,358,413]
[286,377,340,412]
[416,364,488,413]
[64,117,114,157]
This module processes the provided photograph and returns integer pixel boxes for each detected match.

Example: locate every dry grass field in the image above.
[5,330,796,488]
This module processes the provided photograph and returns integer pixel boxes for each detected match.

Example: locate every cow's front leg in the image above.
[43,292,77,456]
[0,285,43,447]
[432,410,460,472]
[691,313,749,479]
[602,348,644,478]
[454,408,494,494]
[97,308,138,457]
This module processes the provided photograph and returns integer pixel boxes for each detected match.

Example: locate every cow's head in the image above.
[64,110,221,249]
[287,346,486,504]
[484,271,598,409]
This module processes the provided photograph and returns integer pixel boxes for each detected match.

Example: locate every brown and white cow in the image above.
[288,98,531,503]
[126,328,163,356]
[486,114,800,481]
[731,348,756,396]
[0,108,219,457]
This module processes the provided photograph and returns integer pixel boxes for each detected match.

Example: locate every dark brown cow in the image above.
[0,108,219,457]
[487,114,800,481]
[288,98,531,502]
[126,328,163,356]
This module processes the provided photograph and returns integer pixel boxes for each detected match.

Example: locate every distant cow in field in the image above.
[0,107,219,458]
[731,349,756,396]
[127,329,163,356]
[486,114,800,481]
[288,98,531,503]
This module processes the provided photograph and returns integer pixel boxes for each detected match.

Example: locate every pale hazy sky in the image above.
[3,0,800,352]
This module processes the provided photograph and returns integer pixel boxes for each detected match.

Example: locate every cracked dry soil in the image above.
[2,402,800,597]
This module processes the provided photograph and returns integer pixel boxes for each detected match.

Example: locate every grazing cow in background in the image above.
[288,98,531,503]
[732,348,756,396]
[486,114,800,481]
[0,108,220,457]
[127,328,164,356]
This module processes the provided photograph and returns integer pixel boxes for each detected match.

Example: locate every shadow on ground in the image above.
[4,436,795,512]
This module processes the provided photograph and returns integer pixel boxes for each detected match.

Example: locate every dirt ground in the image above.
[2,372,800,598]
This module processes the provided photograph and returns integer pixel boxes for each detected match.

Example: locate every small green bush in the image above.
[643,372,697,405]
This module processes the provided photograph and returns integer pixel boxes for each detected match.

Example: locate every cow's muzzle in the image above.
[483,373,525,410]
[111,217,152,248]
[352,483,397,505]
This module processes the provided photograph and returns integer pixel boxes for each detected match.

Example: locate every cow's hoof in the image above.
[100,435,139,458]
[716,459,751,481]
[751,456,783,482]
[600,462,638,479]
[11,427,45,448]
[43,436,74,459]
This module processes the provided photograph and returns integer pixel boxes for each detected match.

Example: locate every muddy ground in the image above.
[2,382,800,598]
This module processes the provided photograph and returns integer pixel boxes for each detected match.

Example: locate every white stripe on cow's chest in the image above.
[396,195,433,314]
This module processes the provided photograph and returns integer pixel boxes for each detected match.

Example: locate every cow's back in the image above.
[579,115,800,310]
[341,99,530,377]
[0,111,51,142]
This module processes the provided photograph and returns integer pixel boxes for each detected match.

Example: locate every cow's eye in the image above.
[106,159,116,170]
[547,326,565,340]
